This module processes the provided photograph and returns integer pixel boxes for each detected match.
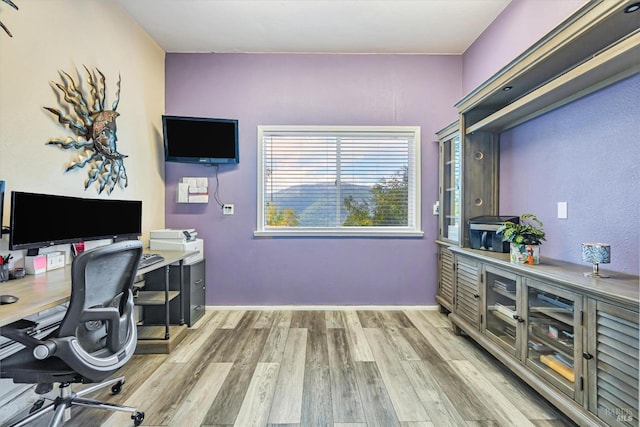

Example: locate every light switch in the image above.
[557,202,568,219]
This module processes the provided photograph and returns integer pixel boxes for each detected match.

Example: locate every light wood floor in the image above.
[10,310,576,426]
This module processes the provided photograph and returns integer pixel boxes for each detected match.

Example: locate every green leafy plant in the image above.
[496,213,546,245]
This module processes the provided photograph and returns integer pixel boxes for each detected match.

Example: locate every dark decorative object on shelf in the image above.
[44,67,128,194]
[0,0,18,37]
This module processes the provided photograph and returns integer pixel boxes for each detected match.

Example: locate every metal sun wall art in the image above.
[0,0,18,37]
[45,67,129,194]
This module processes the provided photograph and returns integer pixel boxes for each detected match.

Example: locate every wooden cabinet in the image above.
[434,2,639,425]
[524,278,584,403]
[586,300,639,427]
[483,265,521,358]
[435,242,455,312]
[447,247,639,427]
[454,255,481,329]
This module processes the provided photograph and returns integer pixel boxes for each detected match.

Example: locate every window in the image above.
[255,126,422,237]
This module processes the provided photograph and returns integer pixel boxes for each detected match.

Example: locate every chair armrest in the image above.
[0,319,45,348]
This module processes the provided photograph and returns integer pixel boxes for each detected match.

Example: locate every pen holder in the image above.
[0,264,8,283]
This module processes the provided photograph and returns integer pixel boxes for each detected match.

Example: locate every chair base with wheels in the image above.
[9,376,144,427]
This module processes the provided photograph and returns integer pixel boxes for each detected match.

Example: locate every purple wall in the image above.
[500,74,640,275]
[462,0,587,95]
[165,54,462,305]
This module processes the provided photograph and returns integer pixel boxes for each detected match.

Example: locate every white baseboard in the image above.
[205,305,439,311]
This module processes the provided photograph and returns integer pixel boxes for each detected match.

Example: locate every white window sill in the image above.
[254,228,424,238]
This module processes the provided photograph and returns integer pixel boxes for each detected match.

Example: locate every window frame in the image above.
[255,125,423,237]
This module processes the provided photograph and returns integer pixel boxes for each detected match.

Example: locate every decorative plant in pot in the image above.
[496,213,546,264]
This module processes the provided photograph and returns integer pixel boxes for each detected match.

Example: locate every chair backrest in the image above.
[56,240,142,366]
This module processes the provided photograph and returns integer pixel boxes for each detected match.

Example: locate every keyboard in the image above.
[139,253,165,269]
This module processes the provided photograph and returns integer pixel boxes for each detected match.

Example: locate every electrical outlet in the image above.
[223,204,235,215]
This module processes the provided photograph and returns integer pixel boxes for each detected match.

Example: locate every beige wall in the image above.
[0,0,165,247]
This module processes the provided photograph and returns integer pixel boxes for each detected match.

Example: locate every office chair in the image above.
[0,240,145,426]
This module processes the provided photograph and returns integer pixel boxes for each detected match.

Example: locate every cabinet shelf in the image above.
[491,286,516,300]
[135,291,180,306]
[530,306,573,325]
[529,325,574,357]
[489,308,517,327]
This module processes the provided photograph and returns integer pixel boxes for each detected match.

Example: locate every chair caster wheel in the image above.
[132,411,145,426]
[111,380,124,395]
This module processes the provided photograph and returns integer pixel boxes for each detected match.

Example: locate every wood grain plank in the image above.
[234,362,280,426]
[399,327,445,365]
[259,324,290,363]
[419,360,494,422]
[404,311,466,361]
[327,328,366,423]
[353,361,401,427]
[363,328,428,422]
[401,360,468,427]
[300,326,333,425]
[167,315,224,363]
[169,362,233,427]
[268,328,307,424]
[380,311,414,328]
[414,310,452,329]
[382,326,421,361]
[236,310,262,329]
[343,311,374,362]
[219,310,246,328]
[204,329,270,424]
[252,310,276,329]
[187,309,216,330]
[357,311,385,328]
[400,422,435,427]
[448,360,536,427]
[326,310,346,328]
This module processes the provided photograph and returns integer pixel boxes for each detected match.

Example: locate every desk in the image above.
[0,250,197,329]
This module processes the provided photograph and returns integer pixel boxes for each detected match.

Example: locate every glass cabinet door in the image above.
[525,279,583,401]
[484,266,521,357]
[438,124,461,243]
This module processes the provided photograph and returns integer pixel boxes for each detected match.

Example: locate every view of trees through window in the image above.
[265,167,410,228]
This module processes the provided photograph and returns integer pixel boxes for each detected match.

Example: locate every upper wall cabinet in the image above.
[456,0,640,134]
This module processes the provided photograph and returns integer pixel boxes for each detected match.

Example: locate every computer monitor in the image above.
[9,191,142,252]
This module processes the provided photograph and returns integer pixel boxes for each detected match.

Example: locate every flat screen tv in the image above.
[9,191,142,252]
[163,115,239,164]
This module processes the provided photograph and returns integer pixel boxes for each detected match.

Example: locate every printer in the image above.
[150,229,203,265]
[468,216,519,253]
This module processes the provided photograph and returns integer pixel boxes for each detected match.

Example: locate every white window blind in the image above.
[256,126,422,237]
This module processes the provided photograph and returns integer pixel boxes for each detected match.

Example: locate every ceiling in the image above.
[116,0,512,54]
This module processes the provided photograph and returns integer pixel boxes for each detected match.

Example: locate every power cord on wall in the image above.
[207,164,231,213]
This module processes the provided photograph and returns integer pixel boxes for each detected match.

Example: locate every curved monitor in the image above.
[9,191,142,251]
[163,115,239,164]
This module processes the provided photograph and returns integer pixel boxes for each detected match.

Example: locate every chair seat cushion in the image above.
[0,347,84,385]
